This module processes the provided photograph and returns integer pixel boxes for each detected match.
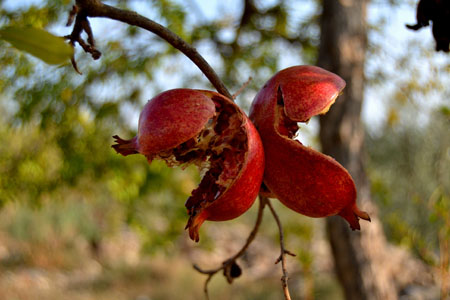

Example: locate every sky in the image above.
[177,0,448,133]
[2,0,448,135]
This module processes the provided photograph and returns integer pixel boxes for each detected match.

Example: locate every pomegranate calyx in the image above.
[339,204,372,230]
[112,136,139,156]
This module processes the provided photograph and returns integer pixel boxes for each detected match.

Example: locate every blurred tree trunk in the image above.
[317,0,398,299]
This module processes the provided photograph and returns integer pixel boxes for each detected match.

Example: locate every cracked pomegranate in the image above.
[250,66,370,230]
[112,89,264,242]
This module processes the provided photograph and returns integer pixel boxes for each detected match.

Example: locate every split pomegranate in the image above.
[112,89,264,242]
[250,66,370,230]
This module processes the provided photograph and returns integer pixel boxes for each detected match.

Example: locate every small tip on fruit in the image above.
[185,211,207,242]
[112,135,139,156]
[338,203,370,231]
[356,208,371,222]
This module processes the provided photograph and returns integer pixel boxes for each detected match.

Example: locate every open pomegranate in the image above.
[112,89,264,242]
[250,66,370,230]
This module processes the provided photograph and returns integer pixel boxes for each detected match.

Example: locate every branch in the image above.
[266,199,296,300]
[67,2,295,298]
[193,197,296,300]
[232,76,252,100]
[193,196,266,299]
[69,0,232,99]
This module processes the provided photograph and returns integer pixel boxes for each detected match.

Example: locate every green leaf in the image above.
[0,26,73,65]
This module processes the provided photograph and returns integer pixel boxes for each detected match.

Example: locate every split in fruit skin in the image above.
[112,88,264,242]
[249,65,370,230]
[112,65,371,242]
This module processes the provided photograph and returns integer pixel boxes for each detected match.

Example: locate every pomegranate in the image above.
[112,89,264,242]
[250,66,370,230]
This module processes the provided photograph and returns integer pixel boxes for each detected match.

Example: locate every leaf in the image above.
[0,26,73,65]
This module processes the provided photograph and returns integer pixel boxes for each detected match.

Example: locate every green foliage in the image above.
[0,1,194,260]
[367,108,449,263]
[0,1,447,298]
[0,26,73,65]
[0,0,319,245]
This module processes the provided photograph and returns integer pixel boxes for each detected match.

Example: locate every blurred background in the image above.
[0,0,448,299]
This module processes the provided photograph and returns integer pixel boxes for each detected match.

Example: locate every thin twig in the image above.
[66,5,78,26]
[71,0,232,99]
[65,8,102,61]
[193,196,266,298]
[232,76,252,99]
[266,199,296,300]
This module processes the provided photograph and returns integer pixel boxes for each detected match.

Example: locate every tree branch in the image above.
[70,0,232,99]
[193,197,295,300]
[232,76,252,100]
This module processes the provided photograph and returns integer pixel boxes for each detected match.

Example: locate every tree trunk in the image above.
[317,1,398,299]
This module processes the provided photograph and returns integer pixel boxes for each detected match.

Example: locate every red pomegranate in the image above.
[113,89,265,242]
[250,66,370,230]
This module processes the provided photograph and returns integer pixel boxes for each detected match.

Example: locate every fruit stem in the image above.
[193,196,266,297]
[266,198,296,300]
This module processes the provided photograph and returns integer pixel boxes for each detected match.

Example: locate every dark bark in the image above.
[317,1,397,299]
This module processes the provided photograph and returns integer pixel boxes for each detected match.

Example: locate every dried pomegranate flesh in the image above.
[113,89,264,241]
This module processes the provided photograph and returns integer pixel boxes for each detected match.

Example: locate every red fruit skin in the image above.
[186,91,265,241]
[250,66,370,230]
[113,89,265,242]
[117,89,216,156]
[275,66,346,122]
